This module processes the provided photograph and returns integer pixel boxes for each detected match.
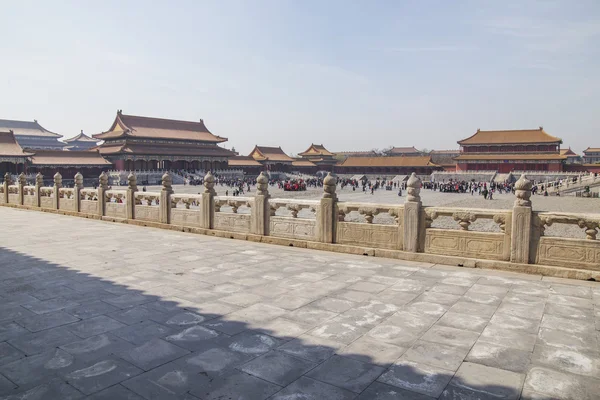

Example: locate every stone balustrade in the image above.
[544,172,599,194]
[1,170,599,280]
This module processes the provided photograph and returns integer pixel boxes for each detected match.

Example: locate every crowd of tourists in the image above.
[128,170,598,199]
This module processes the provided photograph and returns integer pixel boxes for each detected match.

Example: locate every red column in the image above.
[114,159,125,171]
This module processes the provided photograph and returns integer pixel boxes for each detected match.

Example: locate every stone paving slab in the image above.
[0,207,599,399]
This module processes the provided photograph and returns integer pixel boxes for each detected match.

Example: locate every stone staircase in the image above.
[545,174,600,195]
[493,172,514,184]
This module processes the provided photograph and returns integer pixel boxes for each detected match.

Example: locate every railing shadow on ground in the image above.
[0,243,576,400]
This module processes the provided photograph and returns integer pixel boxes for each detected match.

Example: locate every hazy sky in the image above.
[2,0,599,155]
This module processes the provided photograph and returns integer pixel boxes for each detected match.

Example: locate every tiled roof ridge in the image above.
[64,130,97,143]
[0,118,62,138]
[120,113,211,130]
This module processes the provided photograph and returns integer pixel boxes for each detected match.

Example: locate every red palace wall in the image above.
[457,162,561,173]
[114,159,125,170]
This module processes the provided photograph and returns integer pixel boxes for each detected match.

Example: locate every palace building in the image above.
[336,155,441,175]
[0,131,33,174]
[384,146,423,156]
[27,150,112,178]
[297,144,337,171]
[248,146,294,172]
[0,130,111,177]
[334,150,378,159]
[560,148,582,164]
[0,119,67,150]
[63,130,98,151]
[454,128,565,173]
[583,147,600,164]
[94,111,235,171]
[228,156,264,175]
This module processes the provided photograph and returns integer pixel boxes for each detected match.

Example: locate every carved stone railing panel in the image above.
[23,186,36,206]
[171,194,202,209]
[105,190,127,203]
[171,208,202,227]
[135,205,160,222]
[39,187,54,208]
[79,189,98,214]
[536,236,600,270]
[270,216,317,241]
[336,221,401,250]
[425,229,507,261]
[58,188,75,200]
[214,213,251,233]
[80,189,98,201]
[100,188,127,216]
[80,200,97,214]
[337,202,402,225]
[59,189,77,211]
[536,212,600,241]
[269,199,319,219]
[105,203,127,219]
[7,185,19,204]
[424,207,508,233]
[215,196,253,215]
[134,192,160,206]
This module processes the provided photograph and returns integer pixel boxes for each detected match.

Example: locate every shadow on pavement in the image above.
[0,220,592,400]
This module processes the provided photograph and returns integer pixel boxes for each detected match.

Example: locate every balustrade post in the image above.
[160,172,173,224]
[53,173,62,210]
[97,172,108,216]
[404,172,422,252]
[17,173,26,205]
[252,171,270,235]
[201,171,216,229]
[3,173,11,204]
[35,173,43,207]
[127,173,137,220]
[319,172,337,243]
[511,174,533,264]
[74,172,83,212]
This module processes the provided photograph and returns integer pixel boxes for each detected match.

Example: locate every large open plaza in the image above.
[149,183,600,212]
[0,207,598,399]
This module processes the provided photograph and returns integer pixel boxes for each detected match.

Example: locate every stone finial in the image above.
[204,171,216,195]
[18,172,26,186]
[98,171,108,189]
[514,174,532,207]
[161,172,173,194]
[35,173,43,187]
[256,171,269,196]
[406,173,422,202]
[128,173,138,191]
[53,172,63,188]
[4,172,12,184]
[74,172,84,189]
[323,172,337,199]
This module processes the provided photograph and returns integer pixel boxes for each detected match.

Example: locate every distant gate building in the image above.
[0,119,67,150]
[454,128,565,172]
[63,130,98,151]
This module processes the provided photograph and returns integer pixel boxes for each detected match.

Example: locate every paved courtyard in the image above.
[0,207,599,400]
